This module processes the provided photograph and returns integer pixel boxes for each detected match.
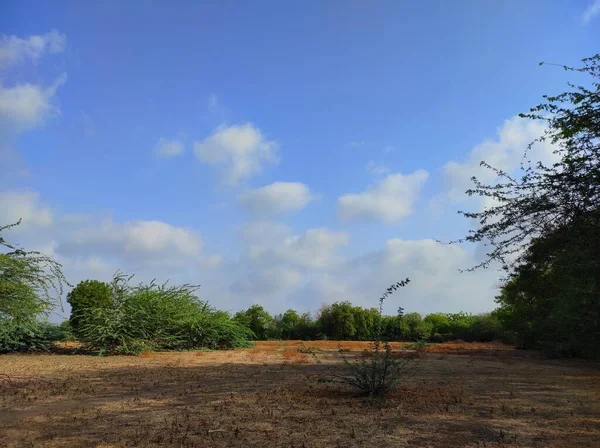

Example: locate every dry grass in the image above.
[1,341,599,447]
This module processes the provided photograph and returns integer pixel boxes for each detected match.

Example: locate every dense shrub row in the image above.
[232,303,506,343]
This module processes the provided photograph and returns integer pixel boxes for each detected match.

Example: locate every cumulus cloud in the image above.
[434,116,557,211]
[230,266,302,296]
[0,31,67,174]
[0,189,502,317]
[0,30,66,69]
[59,219,204,264]
[194,123,278,185]
[237,182,315,215]
[154,137,184,158]
[0,190,53,227]
[224,222,349,308]
[583,0,600,23]
[299,238,500,315]
[238,222,348,269]
[0,74,67,131]
[337,170,429,223]
[0,190,220,278]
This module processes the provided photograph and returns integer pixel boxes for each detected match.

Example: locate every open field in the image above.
[1,341,599,447]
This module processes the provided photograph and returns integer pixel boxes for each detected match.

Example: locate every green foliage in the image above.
[400,312,432,341]
[233,304,275,340]
[454,54,600,357]
[317,302,358,340]
[321,341,410,397]
[67,279,112,337]
[75,273,252,355]
[0,221,69,353]
[0,320,68,353]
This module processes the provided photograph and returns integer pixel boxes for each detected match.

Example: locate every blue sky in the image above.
[1,1,598,319]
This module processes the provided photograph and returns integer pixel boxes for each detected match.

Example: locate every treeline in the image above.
[232,303,504,343]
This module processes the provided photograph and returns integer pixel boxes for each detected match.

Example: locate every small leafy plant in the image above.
[319,279,412,398]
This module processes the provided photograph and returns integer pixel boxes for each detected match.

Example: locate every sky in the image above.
[0,1,598,320]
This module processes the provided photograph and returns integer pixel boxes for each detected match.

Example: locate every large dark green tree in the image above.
[455,55,600,356]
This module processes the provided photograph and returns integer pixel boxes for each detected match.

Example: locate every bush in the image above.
[0,319,66,353]
[67,280,112,338]
[319,279,412,398]
[0,221,69,353]
[321,341,410,397]
[76,273,252,355]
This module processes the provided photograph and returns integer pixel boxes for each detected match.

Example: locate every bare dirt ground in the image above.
[1,341,599,447]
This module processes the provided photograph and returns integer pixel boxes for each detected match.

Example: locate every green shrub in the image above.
[319,279,412,398]
[67,279,112,338]
[76,273,252,355]
[321,341,410,397]
[0,319,65,353]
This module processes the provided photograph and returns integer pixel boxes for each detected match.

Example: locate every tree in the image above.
[454,55,600,356]
[234,305,274,340]
[67,279,112,337]
[317,302,357,340]
[274,309,301,339]
[0,220,69,352]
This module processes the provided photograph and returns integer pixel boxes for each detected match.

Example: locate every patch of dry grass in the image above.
[1,342,599,447]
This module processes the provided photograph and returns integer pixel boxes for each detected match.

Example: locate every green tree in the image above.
[353,306,381,341]
[234,304,275,340]
[423,313,451,335]
[274,309,301,339]
[0,220,69,352]
[67,279,112,337]
[453,55,600,356]
[317,302,357,340]
[401,312,431,341]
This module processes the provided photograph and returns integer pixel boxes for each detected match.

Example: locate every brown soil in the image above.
[1,341,599,447]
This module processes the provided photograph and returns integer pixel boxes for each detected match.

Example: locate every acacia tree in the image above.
[0,220,70,352]
[455,55,599,270]
[454,55,600,356]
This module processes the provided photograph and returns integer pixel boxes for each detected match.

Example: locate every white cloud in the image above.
[154,137,184,158]
[337,170,429,223]
[238,182,315,215]
[0,74,67,132]
[276,228,349,269]
[583,0,600,23]
[437,116,557,206]
[61,219,204,264]
[225,223,349,307]
[194,123,278,185]
[301,238,500,315]
[0,189,502,317]
[0,190,53,227]
[0,32,67,175]
[230,266,302,296]
[0,30,66,69]
[238,222,348,269]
